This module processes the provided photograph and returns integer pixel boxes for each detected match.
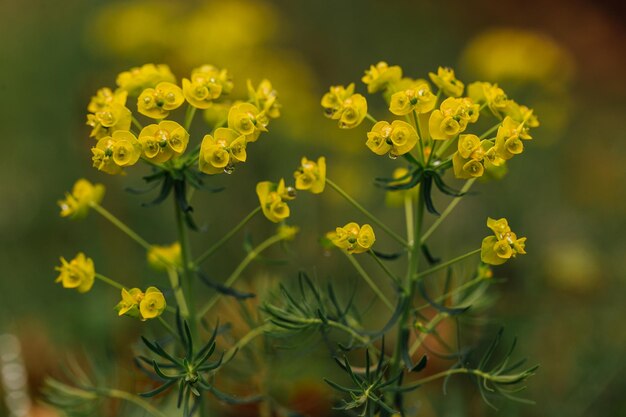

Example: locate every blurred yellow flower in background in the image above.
[55,252,95,293]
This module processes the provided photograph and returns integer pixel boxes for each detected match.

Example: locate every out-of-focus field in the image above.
[1,0,625,416]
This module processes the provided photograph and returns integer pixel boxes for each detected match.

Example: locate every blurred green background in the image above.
[1,0,625,416]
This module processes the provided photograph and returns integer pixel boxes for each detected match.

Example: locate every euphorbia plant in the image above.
[46,62,538,417]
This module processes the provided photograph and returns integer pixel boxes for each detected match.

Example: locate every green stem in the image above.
[415,276,485,311]
[91,203,152,251]
[184,105,197,132]
[412,110,425,162]
[479,122,501,140]
[197,233,286,319]
[326,178,408,248]
[174,197,196,335]
[166,267,190,319]
[368,250,400,286]
[95,273,124,290]
[409,311,449,355]
[131,116,144,131]
[365,113,378,124]
[342,250,393,311]
[415,248,481,281]
[420,178,476,243]
[194,206,261,266]
[98,388,169,417]
[221,323,271,366]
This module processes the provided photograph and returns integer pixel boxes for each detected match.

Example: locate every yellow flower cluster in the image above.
[256,179,296,223]
[362,61,402,94]
[84,64,280,176]
[481,218,527,265]
[58,179,105,220]
[147,242,182,271]
[366,120,419,158]
[327,222,376,254]
[321,84,368,129]
[293,156,326,194]
[116,287,166,320]
[429,98,479,140]
[55,253,95,293]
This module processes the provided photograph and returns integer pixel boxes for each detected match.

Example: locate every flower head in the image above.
[91,131,142,175]
[451,134,500,179]
[198,128,247,175]
[256,179,295,223]
[227,102,268,142]
[147,242,182,271]
[362,62,402,94]
[139,121,189,163]
[389,81,436,115]
[428,67,464,97]
[58,179,105,219]
[138,82,185,119]
[481,217,527,265]
[321,84,355,118]
[86,102,132,140]
[321,84,368,129]
[428,97,479,140]
[467,81,509,117]
[87,87,128,114]
[247,79,281,118]
[116,64,176,96]
[183,65,233,109]
[327,222,376,254]
[116,287,166,320]
[366,120,419,158]
[55,252,95,293]
[294,156,326,194]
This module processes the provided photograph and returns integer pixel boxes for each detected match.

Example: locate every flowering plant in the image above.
[46,62,538,416]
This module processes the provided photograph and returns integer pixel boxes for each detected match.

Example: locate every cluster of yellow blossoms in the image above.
[322,62,539,180]
[86,63,280,176]
[55,253,95,294]
[481,218,527,265]
[115,287,166,321]
[58,179,105,220]
[327,223,376,254]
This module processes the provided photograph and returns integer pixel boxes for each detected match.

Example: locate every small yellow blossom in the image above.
[139,121,189,163]
[327,222,375,254]
[452,134,498,179]
[337,94,367,129]
[247,79,281,118]
[55,252,95,293]
[138,82,184,119]
[428,67,464,97]
[428,97,479,140]
[87,87,128,113]
[116,287,166,320]
[294,156,326,194]
[321,84,355,119]
[227,102,268,142]
[91,131,142,175]
[362,61,402,94]
[366,120,419,157]
[256,179,295,223]
[389,81,437,115]
[481,217,527,265]
[467,81,509,117]
[147,242,182,271]
[198,128,247,175]
[494,116,533,161]
[58,178,105,220]
[86,102,132,140]
[116,288,144,317]
[116,64,176,96]
[182,65,232,109]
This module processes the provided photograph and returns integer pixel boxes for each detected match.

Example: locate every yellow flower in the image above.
[87,87,128,113]
[198,128,247,175]
[182,65,231,109]
[139,121,189,163]
[338,94,367,129]
[366,120,419,157]
[147,242,182,271]
[86,102,132,140]
[55,252,95,293]
[362,61,402,94]
[321,84,355,119]
[504,101,539,128]
[327,222,375,254]
[294,156,326,194]
[428,97,479,140]
[389,81,436,115]
[91,131,142,175]
[452,135,496,179]
[58,178,105,220]
[256,179,295,223]
[140,287,167,320]
[227,102,268,142]
[115,288,144,317]
[481,217,527,265]
[248,79,281,118]
[494,116,532,161]
[428,67,464,97]
[137,82,184,119]
[116,64,176,96]
[277,224,299,240]
[467,81,509,117]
